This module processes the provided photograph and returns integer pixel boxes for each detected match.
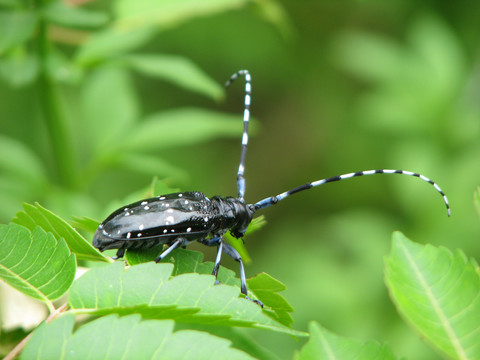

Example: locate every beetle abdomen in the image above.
[93,192,218,251]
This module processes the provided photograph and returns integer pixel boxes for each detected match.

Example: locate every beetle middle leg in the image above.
[154,238,186,263]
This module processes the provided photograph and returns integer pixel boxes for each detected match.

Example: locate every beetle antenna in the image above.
[253,169,450,216]
[226,70,252,202]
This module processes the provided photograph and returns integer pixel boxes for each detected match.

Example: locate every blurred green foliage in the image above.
[1,0,480,359]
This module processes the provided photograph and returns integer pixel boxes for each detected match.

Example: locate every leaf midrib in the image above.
[399,241,468,360]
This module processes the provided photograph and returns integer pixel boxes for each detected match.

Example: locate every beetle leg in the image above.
[154,238,184,263]
[112,246,126,260]
[212,239,224,278]
[222,243,263,307]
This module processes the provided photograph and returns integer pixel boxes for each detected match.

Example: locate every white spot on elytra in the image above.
[204,217,208,222]
[137,233,142,237]
[124,208,129,212]
[187,227,192,233]
[127,232,131,239]
[179,193,183,197]
[144,205,150,210]
[163,229,168,234]
[159,196,166,200]
[171,229,175,233]
[141,201,148,206]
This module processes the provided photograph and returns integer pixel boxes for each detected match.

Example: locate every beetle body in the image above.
[93,70,449,306]
[93,192,255,258]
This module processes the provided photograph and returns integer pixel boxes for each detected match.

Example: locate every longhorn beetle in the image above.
[93,70,450,306]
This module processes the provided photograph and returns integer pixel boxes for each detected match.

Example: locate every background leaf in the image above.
[75,27,156,66]
[21,313,255,360]
[0,223,76,310]
[385,232,480,360]
[12,203,110,262]
[123,54,224,100]
[0,11,37,53]
[81,66,139,157]
[295,322,398,360]
[114,0,250,30]
[68,261,305,336]
[124,108,253,152]
[474,187,480,221]
[41,1,109,29]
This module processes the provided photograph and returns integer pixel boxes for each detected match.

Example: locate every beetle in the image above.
[93,70,450,306]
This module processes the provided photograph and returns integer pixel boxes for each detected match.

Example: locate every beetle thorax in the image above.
[211,196,255,238]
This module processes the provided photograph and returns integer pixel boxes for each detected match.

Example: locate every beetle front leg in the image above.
[222,243,263,307]
[112,246,126,260]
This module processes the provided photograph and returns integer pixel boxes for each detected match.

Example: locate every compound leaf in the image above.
[69,261,306,336]
[12,202,110,262]
[0,223,76,310]
[295,322,397,360]
[21,313,255,360]
[385,232,480,360]
[125,246,293,323]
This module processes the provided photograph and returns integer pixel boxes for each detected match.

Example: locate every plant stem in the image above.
[3,303,69,360]
[37,7,78,188]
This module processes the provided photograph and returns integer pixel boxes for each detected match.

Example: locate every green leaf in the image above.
[81,66,139,156]
[126,247,240,290]
[21,313,255,360]
[75,26,156,66]
[226,215,267,264]
[69,261,306,336]
[126,248,294,327]
[247,273,293,327]
[123,54,224,100]
[0,223,76,310]
[0,11,37,53]
[69,216,100,234]
[0,50,38,87]
[125,108,252,152]
[295,322,397,360]
[474,186,480,221]
[41,1,109,29]
[113,152,188,182]
[12,203,110,262]
[385,232,480,360]
[114,0,250,30]
[0,135,46,183]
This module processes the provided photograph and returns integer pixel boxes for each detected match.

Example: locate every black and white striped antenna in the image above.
[225,70,450,217]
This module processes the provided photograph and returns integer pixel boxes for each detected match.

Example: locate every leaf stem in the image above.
[3,302,69,360]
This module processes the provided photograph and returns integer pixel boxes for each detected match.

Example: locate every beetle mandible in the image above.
[93,70,450,306]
